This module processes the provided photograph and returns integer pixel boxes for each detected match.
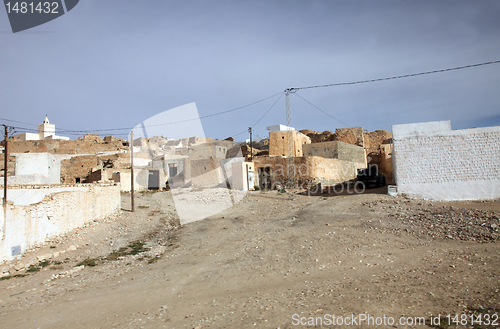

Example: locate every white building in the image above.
[391,120,500,201]
[13,116,70,141]
[266,124,295,132]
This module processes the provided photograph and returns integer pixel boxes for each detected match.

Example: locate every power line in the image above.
[294,92,352,128]
[250,92,284,128]
[290,60,500,91]
[1,91,284,135]
[4,59,499,137]
[0,117,39,127]
[231,92,285,138]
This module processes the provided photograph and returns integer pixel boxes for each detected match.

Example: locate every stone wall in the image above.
[335,127,364,147]
[268,131,311,157]
[189,143,227,160]
[0,183,120,263]
[0,154,15,177]
[392,121,500,200]
[299,128,392,165]
[363,130,393,164]
[60,155,98,183]
[253,156,364,189]
[299,130,335,143]
[60,153,131,184]
[302,141,366,164]
[5,138,128,155]
[80,133,101,142]
[379,143,394,184]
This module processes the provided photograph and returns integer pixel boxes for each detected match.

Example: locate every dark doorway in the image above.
[148,170,160,190]
[168,164,178,177]
[258,166,272,190]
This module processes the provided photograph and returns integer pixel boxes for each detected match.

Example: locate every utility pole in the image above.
[285,88,294,189]
[130,130,135,212]
[3,125,7,207]
[248,127,253,161]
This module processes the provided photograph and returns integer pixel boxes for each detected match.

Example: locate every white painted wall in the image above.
[12,153,61,184]
[45,135,70,141]
[392,120,451,139]
[232,162,255,190]
[392,121,500,201]
[266,124,295,132]
[13,133,41,141]
[0,183,120,263]
[113,170,151,191]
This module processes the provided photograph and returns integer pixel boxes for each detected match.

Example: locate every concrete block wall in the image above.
[302,141,366,164]
[392,121,500,200]
[0,183,120,263]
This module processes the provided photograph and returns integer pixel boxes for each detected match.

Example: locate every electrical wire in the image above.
[294,92,352,128]
[250,91,284,128]
[230,91,284,139]
[3,59,499,137]
[0,91,284,134]
[0,117,40,127]
[291,60,500,90]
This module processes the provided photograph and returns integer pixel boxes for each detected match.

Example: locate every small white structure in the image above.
[0,183,120,262]
[232,162,256,190]
[266,124,295,132]
[9,153,61,185]
[13,116,70,141]
[392,120,500,201]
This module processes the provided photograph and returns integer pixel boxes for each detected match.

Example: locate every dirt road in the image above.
[1,188,499,328]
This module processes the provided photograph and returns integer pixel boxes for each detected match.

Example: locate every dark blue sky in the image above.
[1,0,500,141]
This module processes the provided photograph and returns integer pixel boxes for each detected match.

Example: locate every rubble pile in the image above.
[390,206,500,242]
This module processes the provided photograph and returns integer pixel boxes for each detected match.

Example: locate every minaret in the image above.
[38,115,55,139]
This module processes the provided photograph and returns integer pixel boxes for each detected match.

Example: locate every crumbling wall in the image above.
[392,121,500,200]
[380,144,394,184]
[60,153,131,184]
[0,183,120,262]
[334,127,364,147]
[300,128,392,164]
[80,133,101,142]
[87,169,115,183]
[363,130,392,164]
[0,154,16,177]
[299,130,335,143]
[6,138,128,155]
[302,141,366,164]
[253,156,364,189]
[60,155,100,183]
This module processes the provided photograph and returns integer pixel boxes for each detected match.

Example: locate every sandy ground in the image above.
[0,187,499,329]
